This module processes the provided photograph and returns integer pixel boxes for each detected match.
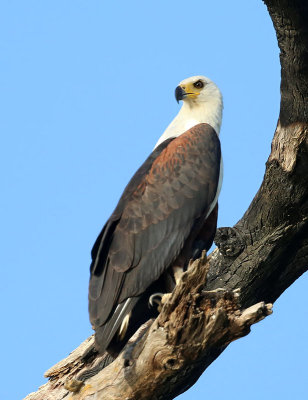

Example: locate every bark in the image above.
[25,0,308,399]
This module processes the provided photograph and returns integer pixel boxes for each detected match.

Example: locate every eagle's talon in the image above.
[149,292,164,308]
[149,292,172,312]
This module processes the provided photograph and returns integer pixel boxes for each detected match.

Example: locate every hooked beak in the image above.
[175,86,186,103]
[175,86,198,103]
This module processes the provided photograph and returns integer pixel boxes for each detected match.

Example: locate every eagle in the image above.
[88,75,223,356]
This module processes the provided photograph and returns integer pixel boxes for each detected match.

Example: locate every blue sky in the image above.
[0,1,307,399]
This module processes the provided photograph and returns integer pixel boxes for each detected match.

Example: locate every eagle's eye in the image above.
[193,80,204,89]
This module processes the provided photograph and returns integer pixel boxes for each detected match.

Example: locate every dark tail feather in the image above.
[94,276,170,357]
[94,297,139,354]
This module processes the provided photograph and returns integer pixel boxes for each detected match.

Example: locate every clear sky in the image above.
[0,1,307,399]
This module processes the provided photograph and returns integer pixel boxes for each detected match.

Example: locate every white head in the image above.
[154,75,223,149]
[176,75,222,109]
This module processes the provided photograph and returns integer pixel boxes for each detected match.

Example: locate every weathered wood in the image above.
[24,0,308,399]
[25,256,273,400]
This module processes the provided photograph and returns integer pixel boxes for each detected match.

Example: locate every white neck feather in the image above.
[154,84,223,149]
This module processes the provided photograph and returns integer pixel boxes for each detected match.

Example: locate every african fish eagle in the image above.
[88,75,223,356]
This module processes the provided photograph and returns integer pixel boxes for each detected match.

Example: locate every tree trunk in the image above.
[25,0,308,399]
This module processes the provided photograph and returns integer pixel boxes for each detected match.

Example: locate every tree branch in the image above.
[25,0,308,399]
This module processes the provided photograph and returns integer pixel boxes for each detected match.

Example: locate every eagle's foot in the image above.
[149,292,172,312]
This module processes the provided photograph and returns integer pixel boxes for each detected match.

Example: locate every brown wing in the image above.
[88,123,221,351]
